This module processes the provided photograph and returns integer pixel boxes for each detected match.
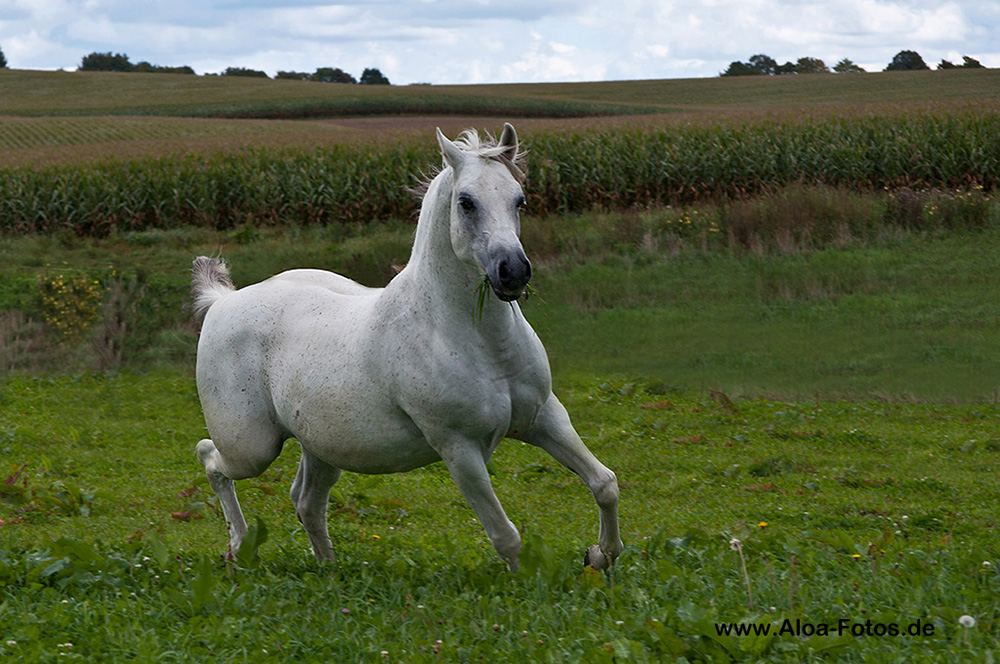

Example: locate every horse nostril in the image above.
[490,248,531,297]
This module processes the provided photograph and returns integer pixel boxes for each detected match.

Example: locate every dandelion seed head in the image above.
[959,615,976,628]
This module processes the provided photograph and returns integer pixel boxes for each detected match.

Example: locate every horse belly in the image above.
[290,398,440,474]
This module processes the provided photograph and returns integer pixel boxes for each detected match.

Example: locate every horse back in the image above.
[265,268,377,297]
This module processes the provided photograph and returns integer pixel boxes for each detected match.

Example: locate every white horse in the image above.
[191,123,622,572]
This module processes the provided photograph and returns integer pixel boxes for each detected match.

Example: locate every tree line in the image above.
[72,51,391,84]
[0,44,988,83]
[721,50,986,76]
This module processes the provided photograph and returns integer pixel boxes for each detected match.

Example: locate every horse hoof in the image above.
[584,544,608,570]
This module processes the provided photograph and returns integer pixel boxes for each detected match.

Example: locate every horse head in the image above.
[436,123,532,302]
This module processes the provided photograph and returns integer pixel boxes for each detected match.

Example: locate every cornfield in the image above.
[0,110,997,236]
[527,111,1000,214]
[0,143,433,235]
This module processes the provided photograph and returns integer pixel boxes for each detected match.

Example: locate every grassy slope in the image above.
[476,68,1000,110]
[2,68,998,117]
[0,69,655,118]
[1,67,996,168]
[529,228,1000,402]
[3,213,999,400]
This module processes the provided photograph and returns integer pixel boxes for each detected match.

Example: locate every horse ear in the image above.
[498,122,518,161]
[436,127,465,170]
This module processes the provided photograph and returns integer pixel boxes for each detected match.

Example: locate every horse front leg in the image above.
[519,395,623,570]
[436,439,522,571]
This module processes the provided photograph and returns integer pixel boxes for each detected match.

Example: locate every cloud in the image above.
[0,0,995,82]
[497,36,608,82]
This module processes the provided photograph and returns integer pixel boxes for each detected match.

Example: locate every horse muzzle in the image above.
[487,246,532,302]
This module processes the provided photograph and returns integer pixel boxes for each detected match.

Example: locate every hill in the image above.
[1,67,997,168]
[1,67,997,119]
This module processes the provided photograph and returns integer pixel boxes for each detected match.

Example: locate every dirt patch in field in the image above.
[313,115,575,138]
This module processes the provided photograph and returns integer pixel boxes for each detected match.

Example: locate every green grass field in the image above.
[2,69,1000,661]
[2,67,997,117]
[3,209,1000,400]
[2,373,999,661]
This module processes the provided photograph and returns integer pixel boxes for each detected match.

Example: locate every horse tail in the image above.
[191,256,236,323]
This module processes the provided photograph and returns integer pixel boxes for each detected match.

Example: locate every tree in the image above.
[222,66,269,78]
[359,67,390,85]
[80,52,133,72]
[77,52,193,74]
[314,67,357,84]
[939,55,985,70]
[794,57,829,74]
[885,50,929,71]
[833,58,866,73]
[0,44,7,69]
[720,61,760,76]
[132,61,195,75]
[775,61,797,75]
[748,54,779,75]
[276,71,312,81]
[721,54,798,76]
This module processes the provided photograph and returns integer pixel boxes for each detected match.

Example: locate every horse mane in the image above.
[452,128,527,183]
[411,128,527,200]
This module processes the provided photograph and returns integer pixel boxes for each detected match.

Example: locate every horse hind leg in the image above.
[196,438,249,559]
[196,428,283,559]
[289,447,342,562]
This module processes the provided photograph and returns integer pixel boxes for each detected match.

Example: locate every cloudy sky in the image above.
[0,0,996,84]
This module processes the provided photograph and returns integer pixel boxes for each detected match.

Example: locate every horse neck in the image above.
[405,169,519,330]
[408,170,454,273]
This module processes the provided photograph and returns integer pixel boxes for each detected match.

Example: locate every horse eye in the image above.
[516,196,526,212]
[458,196,476,213]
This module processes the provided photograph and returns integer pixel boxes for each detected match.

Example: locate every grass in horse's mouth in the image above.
[474,274,536,321]
[475,274,492,322]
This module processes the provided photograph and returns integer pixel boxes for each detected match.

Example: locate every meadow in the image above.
[2,68,1000,661]
[2,372,1000,662]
